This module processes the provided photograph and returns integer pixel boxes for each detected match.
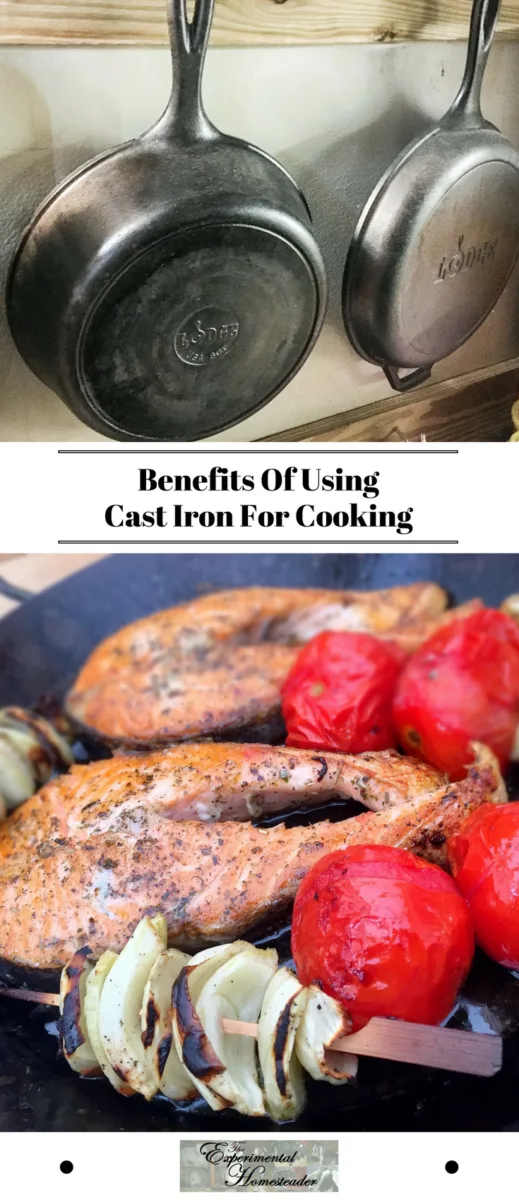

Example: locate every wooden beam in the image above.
[1,0,519,49]
[261,359,519,443]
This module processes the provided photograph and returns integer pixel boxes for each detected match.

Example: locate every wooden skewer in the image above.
[0,987,60,1006]
[0,987,502,1078]
[335,1018,503,1077]
[222,1017,502,1078]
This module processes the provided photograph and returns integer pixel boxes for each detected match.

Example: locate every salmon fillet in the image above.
[66,583,460,748]
[0,744,504,976]
[0,743,445,864]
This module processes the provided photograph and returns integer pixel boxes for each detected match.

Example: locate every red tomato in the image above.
[393,609,519,779]
[449,802,519,969]
[281,631,405,753]
[291,845,474,1029]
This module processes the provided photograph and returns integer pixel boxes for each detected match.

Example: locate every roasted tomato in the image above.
[449,802,519,969]
[281,631,405,753]
[393,609,519,779]
[291,845,474,1029]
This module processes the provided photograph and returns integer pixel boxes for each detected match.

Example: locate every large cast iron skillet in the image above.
[7,0,326,441]
[1,553,519,1133]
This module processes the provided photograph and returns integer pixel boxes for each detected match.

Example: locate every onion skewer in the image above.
[0,985,502,1078]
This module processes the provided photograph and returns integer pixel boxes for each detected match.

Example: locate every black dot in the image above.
[60,1162,74,1175]
[445,1161,459,1175]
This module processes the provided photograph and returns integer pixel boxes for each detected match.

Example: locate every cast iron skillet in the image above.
[342,0,519,393]
[1,552,519,1134]
[6,0,326,442]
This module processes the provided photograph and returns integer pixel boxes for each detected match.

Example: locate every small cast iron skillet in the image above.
[6,0,327,441]
[342,0,519,393]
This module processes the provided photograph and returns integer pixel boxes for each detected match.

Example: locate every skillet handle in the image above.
[447,0,501,124]
[384,364,432,394]
[163,0,217,139]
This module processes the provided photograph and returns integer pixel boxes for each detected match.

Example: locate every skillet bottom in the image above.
[344,147,519,375]
[79,224,320,440]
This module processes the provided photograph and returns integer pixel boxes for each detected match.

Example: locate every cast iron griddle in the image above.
[0,553,519,1133]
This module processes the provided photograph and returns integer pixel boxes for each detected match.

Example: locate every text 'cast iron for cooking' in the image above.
[342,0,519,393]
[6,0,326,442]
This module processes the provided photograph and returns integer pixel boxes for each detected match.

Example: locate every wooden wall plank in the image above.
[1,0,519,49]
[262,360,519,442]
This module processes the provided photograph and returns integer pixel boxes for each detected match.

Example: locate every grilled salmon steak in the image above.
[0,743,504,978]
[66,583,478,748]
[0,743,445,861]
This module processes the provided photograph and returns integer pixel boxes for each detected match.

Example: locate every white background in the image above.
[0,1129,510,1197]
[0,441,516,553]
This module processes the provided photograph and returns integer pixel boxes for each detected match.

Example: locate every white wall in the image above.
[1,38,519,441]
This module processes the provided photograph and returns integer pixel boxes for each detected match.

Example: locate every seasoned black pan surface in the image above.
[342,0,519,393]
[7,0,326,441]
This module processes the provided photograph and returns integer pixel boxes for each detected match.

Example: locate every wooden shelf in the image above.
[262,359,519,443]
[1,0,519,48]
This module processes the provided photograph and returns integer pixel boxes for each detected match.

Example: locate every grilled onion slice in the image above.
[141,948,195,1101]
[60,947,100,1076]
[196,945,278,1116]
[296,985,358,1084]
[84,949,134,1096]
[0,737,35,813]
[0,707,73,811]
[59,921,357,1120]
[171,942,250,1112]
[502,595,519,624]
[98,915,167,1100]
[258,966,308,1122]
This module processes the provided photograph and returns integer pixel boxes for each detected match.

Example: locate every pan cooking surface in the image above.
[0,553,518,1131]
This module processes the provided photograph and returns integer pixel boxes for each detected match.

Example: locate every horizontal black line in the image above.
[58,540,459,545]
[58,449,458,455]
